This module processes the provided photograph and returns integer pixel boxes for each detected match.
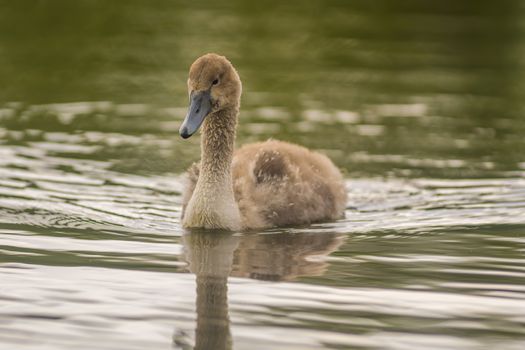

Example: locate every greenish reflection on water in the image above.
[1,0,524,178]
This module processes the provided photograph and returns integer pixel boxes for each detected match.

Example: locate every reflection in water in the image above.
[181,231,344,349]
[182,232,238,350]
[231,232,344,281]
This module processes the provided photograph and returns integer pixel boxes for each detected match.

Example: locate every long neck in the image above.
[199,106,238,181]
[183,106,241,230]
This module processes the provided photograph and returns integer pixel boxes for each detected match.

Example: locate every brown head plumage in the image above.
[188,53,242,111]
[180,53,242,139]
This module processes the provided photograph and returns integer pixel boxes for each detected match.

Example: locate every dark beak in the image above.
[179,90,212,139]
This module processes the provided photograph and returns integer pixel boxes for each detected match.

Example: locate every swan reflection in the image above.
[177,231,343,349]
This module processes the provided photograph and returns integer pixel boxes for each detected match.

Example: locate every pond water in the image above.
[1,1,525,349]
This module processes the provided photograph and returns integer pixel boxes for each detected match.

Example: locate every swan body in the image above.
[179,53,347,230]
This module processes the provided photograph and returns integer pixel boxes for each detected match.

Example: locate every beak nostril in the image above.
[195,108,200,113]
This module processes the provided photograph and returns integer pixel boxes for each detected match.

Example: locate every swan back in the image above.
[232,140,347,228]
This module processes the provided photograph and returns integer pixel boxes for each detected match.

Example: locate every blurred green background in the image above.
[1,0,524,177]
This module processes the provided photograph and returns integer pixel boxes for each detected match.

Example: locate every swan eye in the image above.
[212,79,219,86]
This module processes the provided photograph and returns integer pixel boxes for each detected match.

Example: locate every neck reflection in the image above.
[181,231,344,350]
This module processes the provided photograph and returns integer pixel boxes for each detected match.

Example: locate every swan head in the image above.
[180,53,242,139]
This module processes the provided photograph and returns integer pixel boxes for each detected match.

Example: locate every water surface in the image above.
[1,1,525,349]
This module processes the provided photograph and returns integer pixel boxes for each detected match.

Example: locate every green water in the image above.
[1,1,525,349]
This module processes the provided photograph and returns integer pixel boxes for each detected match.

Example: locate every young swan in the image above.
[180,53,347,231]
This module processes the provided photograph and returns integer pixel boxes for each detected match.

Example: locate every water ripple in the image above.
[0,103,524,349]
